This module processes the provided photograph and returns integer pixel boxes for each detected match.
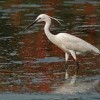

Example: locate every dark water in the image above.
[0,0,100,100]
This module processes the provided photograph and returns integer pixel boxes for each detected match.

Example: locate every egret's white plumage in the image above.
[26,14,100,76]
[56,33,100,54]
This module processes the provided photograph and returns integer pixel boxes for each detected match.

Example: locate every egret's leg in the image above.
[65,53,69,79]
[75,61,80,74]
[64,62,68,70]
[65,53,69,70]
[69,50,80,74]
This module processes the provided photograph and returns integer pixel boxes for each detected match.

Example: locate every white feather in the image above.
[56,33,100,54]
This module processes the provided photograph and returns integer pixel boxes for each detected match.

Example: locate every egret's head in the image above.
[36,14,50,22]
[26,14,62,29]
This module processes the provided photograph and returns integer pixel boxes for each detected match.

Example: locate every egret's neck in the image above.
[44,19,55,41]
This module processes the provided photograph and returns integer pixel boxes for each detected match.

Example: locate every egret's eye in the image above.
[38,18,41,20]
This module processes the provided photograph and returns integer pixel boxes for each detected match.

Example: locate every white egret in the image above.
[26,14,100,76]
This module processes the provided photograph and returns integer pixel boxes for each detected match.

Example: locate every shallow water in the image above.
[0,0,100,100]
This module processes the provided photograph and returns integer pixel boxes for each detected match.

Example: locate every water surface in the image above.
[0,0,100,100]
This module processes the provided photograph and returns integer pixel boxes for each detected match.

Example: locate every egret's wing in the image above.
[56,33,99,54]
